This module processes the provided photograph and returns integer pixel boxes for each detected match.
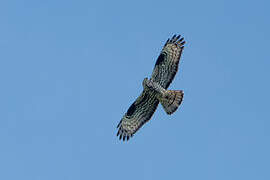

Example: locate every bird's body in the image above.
[117,35,185,141]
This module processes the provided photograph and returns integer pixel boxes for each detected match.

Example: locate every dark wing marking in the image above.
[126,102,136,116]
[117,90,159,141]
[151,34,185,89]
[155,53,167,66]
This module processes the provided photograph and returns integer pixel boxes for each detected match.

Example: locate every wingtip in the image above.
[117,131,133,142]
[166,34,186,47]
[116,124,133,142]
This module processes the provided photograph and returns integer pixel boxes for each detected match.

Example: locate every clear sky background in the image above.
[0,0,269,179]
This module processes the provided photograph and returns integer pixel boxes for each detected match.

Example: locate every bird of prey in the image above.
[117,34,186,141]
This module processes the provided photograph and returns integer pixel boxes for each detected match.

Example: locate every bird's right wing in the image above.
[151,34,185,89]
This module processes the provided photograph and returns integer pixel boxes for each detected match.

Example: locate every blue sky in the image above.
[0,0,269,179]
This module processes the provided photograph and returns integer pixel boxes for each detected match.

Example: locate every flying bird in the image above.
[117,34,186,141]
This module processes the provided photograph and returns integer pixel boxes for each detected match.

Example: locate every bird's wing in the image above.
[151,34,185,89]
[117,90,159,141]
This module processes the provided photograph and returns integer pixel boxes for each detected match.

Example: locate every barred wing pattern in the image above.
[151,34,185,89]
[117,90,159,141]
[117,35,185,141]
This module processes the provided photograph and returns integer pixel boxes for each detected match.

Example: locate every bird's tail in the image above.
[158,90,183,115]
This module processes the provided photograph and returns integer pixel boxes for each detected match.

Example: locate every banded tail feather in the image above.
[158,90,183,115]
[143,78,183,115]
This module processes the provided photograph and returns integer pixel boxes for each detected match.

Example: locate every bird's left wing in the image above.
[117,90,159,141]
